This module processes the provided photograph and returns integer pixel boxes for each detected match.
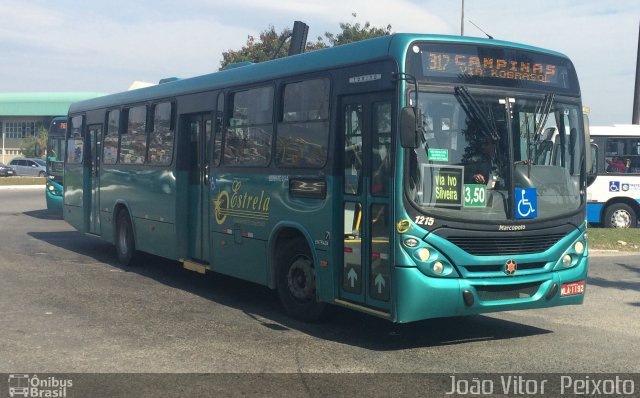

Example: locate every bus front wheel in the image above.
[276,238,327,322]
[604,203,637,228]
[116,210,136,265]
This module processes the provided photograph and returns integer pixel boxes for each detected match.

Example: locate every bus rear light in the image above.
[320,260,328,267]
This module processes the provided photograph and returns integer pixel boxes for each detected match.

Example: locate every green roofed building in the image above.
[0,92,106,163]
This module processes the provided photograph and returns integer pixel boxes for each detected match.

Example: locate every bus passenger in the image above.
[606,156,626,173]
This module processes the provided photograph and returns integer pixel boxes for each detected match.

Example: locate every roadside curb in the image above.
[0,185,43,190]
[589,249,639,256]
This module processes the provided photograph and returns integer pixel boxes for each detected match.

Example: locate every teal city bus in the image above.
[64,33,589,322]
[46,116,67,209]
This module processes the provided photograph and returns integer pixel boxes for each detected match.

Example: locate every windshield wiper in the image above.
[454,86,499,141]
[526,93,554,167]
[533,93,555,137]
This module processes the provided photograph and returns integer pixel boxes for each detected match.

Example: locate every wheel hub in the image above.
[287,257,315,302]
[611,209,631,228]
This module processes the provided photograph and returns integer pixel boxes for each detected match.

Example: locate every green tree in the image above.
[322,14,392,47]
[219,14,392,70]
[20,126,47,159]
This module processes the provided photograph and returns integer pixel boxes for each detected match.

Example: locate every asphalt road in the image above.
[0,187,639,394]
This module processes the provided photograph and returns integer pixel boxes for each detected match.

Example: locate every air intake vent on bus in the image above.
[159,77,179,84]
[447,233,567,256]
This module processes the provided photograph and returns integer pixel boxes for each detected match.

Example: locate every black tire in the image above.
[604,203,637,228]
[276,237,328,322]
[38,171,46,177]
[115,209,136,265]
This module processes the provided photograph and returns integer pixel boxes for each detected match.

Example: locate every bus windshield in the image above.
[47,118,67,177]
[406,89,584,222]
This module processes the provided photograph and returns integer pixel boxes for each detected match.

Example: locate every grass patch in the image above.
[0,177,45,185]
[588,227,640,251]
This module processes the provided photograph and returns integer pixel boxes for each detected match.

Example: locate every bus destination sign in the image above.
[408,43,577,93]
[425,51,558,84]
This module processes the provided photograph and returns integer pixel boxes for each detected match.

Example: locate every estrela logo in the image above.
[214,180,271,225]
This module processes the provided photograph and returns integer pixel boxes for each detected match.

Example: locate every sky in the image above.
[0,0,638,126]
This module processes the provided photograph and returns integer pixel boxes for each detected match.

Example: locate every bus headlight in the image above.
[416,248,431,262]
[432,261,444,275]
[574,241,585,255]
[404,237,420,248]
[562,255,572,267]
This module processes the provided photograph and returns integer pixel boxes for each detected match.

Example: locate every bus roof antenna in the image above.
[272,21,309,59]
[469,20,494,39]
[288,21,309,56]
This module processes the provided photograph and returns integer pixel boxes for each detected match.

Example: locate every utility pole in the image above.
[461,0,465,36]
[633,21,640,124]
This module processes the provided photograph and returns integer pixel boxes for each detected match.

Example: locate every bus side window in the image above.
[344,104,363,195]
[213,93,224,166]
[372,102,391,196]
[276,78,330,168]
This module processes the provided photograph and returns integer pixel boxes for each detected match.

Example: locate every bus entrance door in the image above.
[339,93,392,316]
[183,113,212,264]
[87,124,102,235]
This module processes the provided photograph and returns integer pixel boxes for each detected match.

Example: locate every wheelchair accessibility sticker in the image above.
[609,181,620,192]
[515,188,537,219]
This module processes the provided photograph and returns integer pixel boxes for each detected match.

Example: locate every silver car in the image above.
[8,158,47,177]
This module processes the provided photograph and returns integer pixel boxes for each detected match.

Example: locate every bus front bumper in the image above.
[393,256,588,323]
[45,180,63,210]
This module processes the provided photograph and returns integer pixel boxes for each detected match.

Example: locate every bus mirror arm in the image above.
[394,72,421,148]
[400,107,419,148]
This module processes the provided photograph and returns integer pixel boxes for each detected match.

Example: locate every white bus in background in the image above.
[587,124,640,228]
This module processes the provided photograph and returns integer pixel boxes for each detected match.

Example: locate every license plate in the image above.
[561,280,585,296]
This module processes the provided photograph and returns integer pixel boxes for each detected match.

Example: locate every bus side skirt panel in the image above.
[586,203,604,224]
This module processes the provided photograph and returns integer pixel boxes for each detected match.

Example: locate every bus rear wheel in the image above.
[604,203,637,228]
[116,209,136,265]
[276,237,327,322]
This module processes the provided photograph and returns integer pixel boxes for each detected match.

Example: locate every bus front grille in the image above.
[447,233,567,256]
[461,262,547,273]
[475,282,541,301]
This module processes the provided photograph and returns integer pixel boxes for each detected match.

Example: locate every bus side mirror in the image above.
[583,112,594,176]
[400,107,418,148]
[586,142,597,187]
[588,143,596,174]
